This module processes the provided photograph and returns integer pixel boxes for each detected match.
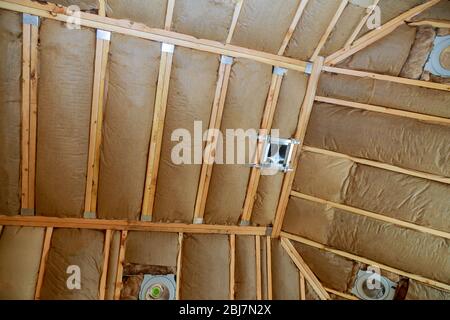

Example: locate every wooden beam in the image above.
[28,23,38,210]
[303,146,450,185]
[98,0,105,16]
[325,287,359,300]
[291,191,450,240]
[325,0,441,65]
[344,0,381,48]
[21,22,31,211]
[310,0,349,61]
[176,232,183,300]
[85,32,110,216]
[278,0,310,56]
[408,19,450,29]
[164,0,176,31]
[299,272,306,300]
[193,57,232,223]
[281,231,450,292]
[141,46,174,220]
[90,39,110,212]
[315,96,450,125]
[322,65,450,91]
[280,237,330,300]
[98,229,112,300]
[0,0,308,72]
[272,57,324,237]
[0,215,267,235]
[229,234,236,300]
[226,0,243,44]
[34,227,53,300]
[266,236,272,300]
[113,230,127,300]
[241,71,284,224]
[255,235,262,300]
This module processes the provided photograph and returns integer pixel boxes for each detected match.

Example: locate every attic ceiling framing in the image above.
[0,0,449,301]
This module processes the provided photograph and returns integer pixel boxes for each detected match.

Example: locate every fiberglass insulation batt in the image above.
[36,20,95,217]
[106,0,167,29]
[231,0,301,54]
[0,226,45,299]
[251,71,308,226]
[40,229,104,300]
[204,59,272,225]
[172,0,235,42]
[235,235,257,299]
[153,48,219,223]
[180,234,229,299]
[97,34,160,220]
[271,239,300,300]
[0,9,21,215]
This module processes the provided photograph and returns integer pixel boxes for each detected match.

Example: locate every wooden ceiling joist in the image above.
[281,231,450,292]
[310,0,349,61]
[408,19,450,29]
[325,0,442,66]
[325,287,359,300]
[34,227,53,300]
[0,215,267,235]
[343,0,381,49]
[165,0,176,31]
[176,232,183,300]
[272,57,324,237]
[113,230,127,300]
[291,191,450,240]
[266,236,273,300]
[229,234,236,300]
[141,44,175,221]
[193,56,233,224]
[303,146,450,185]
[240,69,285,225]
[0,0,308,73]
[226,0,243,44]
[323,66,450,92]
[84,30,111,218]
[255,235,262,300]
[315,96,450,125]
[98,229,112,300]
[280,237,330,300]
[299,272,306,300]
[278,0,310,56]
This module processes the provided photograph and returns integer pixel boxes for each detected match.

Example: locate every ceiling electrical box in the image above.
[351,270,397,300]
[139,274,176,300]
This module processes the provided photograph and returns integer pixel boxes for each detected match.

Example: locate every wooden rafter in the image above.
[240,70,285,224]
[325,287,359,300]
[98,229,112,300]
[229,234,236,300]
[272,57,324,237]
[193,57,232,224]
[291,191,450,240]
[98,0,106,16]
[325,0,442,65]
[282,231,450,292]
[141,45,174,221]
[408,19,450,29]
[310,0,349,61]
[303,146,450,185]
[0,215,267,235]
[165,0,176,31]
[226,0,243,44]
[299,272,306,300]
[280,237,330,300]
[85,31,111,216]
[315,96,450,125]
[0,0,307,72]
[34,227,53,300]
[113,230,127,300]
[266,236,272,300]
[323,65,450,92]
[255,235,262,300]
[176,232,183,300]
[343,0,381,49]
[278,0,310,56]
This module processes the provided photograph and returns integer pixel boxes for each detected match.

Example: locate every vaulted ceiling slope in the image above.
[0,0,449,300]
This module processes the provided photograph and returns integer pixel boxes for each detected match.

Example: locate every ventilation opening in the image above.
[425,35,450,78]
[253,135,299,173]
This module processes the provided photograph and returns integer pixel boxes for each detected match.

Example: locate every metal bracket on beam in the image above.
[193,217,204,225]
[23,14,39,26]
[20,208,35,216]
[240,220,250,226]
[140,215,152,222]
[273,66,288,76]
[96,29,111,41]
[162,43,175,53]
[304,62,313,75]
[83,211,97,219]
[265,227,273,236]
[221,55,234,65]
